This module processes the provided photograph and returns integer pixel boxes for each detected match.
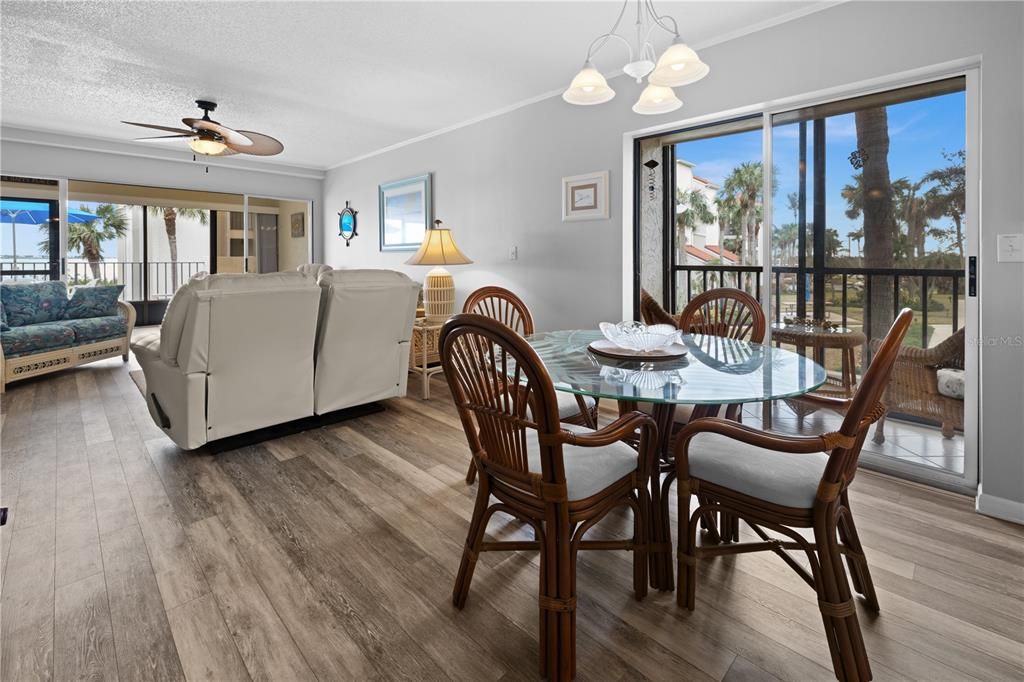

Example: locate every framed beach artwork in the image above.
[379,173,432,251]
[561,170,609,222]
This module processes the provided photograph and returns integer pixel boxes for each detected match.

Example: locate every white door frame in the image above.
[621,56,982,495]
[243,194,316,269]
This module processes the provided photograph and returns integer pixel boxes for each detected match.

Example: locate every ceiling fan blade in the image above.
[182,118,252,147]
[122,121,195,135]
[227,130,284,156]
[134,134,194,140]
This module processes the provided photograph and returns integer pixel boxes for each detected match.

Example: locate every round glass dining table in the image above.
[526,330,828,590]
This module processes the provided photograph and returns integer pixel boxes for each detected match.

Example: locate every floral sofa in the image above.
[0,280,136,392]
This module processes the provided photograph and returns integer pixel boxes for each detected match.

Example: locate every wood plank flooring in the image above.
[1,357,1022,681]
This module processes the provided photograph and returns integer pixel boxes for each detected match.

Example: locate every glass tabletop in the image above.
[526,330,827,405]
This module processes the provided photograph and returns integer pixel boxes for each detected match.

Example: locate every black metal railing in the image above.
[0,260,206,301]
[672,264,965,348]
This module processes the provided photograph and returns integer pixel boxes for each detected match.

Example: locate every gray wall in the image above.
[322,2,1024,513]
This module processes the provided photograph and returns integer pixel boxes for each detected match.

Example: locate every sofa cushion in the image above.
[1,280,68,326]
[65,285,124,319]
[64,315,127,344]
[1,321,75,357]
[936,368,965,400]
[159,272,208,365]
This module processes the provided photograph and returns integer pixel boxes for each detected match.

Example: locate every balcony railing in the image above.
[672,264,965,348]
[0,260,206,300]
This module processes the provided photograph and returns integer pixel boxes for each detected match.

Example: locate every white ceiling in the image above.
[1,1,823,170]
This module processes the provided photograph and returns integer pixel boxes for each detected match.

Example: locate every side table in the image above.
[409,319,445,399]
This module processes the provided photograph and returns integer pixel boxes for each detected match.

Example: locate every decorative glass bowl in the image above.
[598,321,681,352]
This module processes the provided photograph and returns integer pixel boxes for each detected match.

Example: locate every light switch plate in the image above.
[997,234,1024,262]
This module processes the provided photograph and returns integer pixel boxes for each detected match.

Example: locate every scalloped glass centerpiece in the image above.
[598,321,681,352]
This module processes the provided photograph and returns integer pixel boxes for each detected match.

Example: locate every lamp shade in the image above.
[632,84,682,115]
[648,40,710,88]
[562,61,615,105]
[189,137,227,155]
[405,223,473,266]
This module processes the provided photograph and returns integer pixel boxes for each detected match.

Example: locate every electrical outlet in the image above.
[997,234,1024,262]
[509,245,518,261]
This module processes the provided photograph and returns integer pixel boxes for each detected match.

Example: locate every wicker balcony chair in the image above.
[440,313,656,681]
[870,327,964,443]
[675,308,915,682]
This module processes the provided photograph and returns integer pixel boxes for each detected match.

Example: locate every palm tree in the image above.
[923,149,966,260]
[852,106,897,339]
[148,207,208,289]
[721,162,764,264]
[676,188,715,250]
[41,204,127,280]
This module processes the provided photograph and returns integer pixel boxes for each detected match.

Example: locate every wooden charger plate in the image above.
[587,339,689,361]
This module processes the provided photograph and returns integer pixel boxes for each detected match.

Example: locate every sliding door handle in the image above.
[968,256,977,297]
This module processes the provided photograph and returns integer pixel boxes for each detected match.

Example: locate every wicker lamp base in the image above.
[424,267,455,322]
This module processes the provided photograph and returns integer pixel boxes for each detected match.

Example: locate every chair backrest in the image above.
[679,288,765,342]
[824,308,914,487]
[463,286,535,336]
[440,313,566,496]
[313,269,420,414]
[639,289,680,327]
[296,263,333,279]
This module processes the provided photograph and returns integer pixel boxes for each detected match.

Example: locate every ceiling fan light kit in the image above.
[123,99,284,157]
[563,0,709,115]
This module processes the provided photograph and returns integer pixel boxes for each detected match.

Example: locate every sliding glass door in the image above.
[635,72,978,492]
[1,176,61,282]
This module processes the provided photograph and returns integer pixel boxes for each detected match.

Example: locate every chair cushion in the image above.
[1,321,75,357]
[556,392,597,421]
[525,423,638,501]
[65,285,124,319]
[1,280,68,326]
[0,300,8,331]
[936,368,965,400]
[688,432,828,508]
[64,315,127,344]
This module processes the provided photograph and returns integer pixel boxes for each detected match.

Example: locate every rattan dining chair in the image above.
[674,308,914,682]
[463,286,598,484]
[637,288,767,542]
[440,313,656,681]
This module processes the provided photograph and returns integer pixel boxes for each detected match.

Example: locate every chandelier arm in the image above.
[645,0,679,38]
[585,32,635,64]
[584,0,632,62]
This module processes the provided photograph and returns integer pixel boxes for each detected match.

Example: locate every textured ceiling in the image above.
[1,1,819,170]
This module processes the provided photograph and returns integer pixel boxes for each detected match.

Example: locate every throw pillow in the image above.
[0,280,69,326]
[65,285,125,319]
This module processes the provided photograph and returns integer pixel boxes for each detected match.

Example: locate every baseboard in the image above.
[202,402,386,454]
[975,488,1024,525]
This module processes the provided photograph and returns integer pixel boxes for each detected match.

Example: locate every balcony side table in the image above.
[409,319,445,399]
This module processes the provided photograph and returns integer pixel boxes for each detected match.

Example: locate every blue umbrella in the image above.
[1,203,101,267]
[0,207,100,224]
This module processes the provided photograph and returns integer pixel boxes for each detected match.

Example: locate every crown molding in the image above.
[327,0,847,170]
[1,126,326,180]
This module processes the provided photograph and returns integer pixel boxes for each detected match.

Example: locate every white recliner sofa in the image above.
[132,268,419,450]
[313,269,420,414]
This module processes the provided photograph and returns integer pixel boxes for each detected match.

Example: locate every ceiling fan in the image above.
[122,100,284,157]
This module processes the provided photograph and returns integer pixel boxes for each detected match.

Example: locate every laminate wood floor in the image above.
[2,358,1022,681]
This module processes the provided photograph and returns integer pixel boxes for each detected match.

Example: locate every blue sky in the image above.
[675,91,966,257]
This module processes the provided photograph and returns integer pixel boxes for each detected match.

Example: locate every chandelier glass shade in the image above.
[562,61,616,105]
[563,0,708,115]
[632,84,682,115]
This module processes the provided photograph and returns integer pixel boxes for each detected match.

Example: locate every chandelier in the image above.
[563,0,709,115]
